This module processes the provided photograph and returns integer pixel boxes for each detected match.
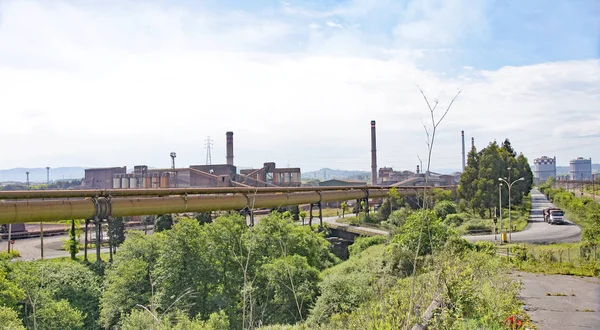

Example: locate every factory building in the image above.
[533,156,556,182]
[84,131,302,189]
[240,162,302,187]
[377,167,414,185]
[570,157,592,181]
[84,166,127,189]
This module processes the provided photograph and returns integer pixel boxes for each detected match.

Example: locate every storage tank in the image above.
[121,176,130,189]
[144,176,151,189]
[534,156,556,182]
[151,173,159,188]
[129,177,138,189]
[160,173,170,188]
[113,176,121,189]
[570,157,592,181]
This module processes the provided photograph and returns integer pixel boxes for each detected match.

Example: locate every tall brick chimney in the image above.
[226,131,234,165]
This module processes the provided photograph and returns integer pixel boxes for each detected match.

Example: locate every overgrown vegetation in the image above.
[503,243,600,277]
[539,179,600,247]
[0,210,527,329]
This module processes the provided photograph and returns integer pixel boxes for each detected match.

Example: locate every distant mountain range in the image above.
[302,168,371,182]
[0,167,85,183]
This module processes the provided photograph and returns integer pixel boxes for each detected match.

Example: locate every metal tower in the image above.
[170,152,177,169]
[205,136,213,165]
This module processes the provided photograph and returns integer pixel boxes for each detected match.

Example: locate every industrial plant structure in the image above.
[83,131,302,189]
[240,162,301,187]
[570,157,592,181]
[533,156,556,182]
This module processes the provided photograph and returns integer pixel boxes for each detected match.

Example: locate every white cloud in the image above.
[0,0,598,173]
[326,21,343,28]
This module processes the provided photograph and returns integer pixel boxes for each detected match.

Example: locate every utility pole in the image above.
[46,167,50,185]
[26,171,30,189]
[40,222,44,259]
[170,152,177,188]
[7,224,11,253]
[499,183,503,243]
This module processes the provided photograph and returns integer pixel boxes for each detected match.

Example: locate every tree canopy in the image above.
[459,139,533,216]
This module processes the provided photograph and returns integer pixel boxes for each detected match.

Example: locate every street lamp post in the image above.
[498,175,525,243]
[499,183,503,242]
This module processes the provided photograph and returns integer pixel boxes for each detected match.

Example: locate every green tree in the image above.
[155,214,173,232]
[378,187,402,222]
[459,147,480,208]
[108,216,126,254]
[0,306,25,330]
[255,255,320,325]
[153,218,217,319]
[100,231,166,328]
[68,219,79,259]
[195,211,213,225]
[341,202,348,218]
[459,140,533,215]
[10,262,89,330]
[299,211,307,224]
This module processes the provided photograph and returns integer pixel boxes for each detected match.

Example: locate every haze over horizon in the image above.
[1,0,599,173]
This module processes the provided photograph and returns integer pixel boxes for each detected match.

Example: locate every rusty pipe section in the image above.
[0,189,394,224]
[0,186,392,200]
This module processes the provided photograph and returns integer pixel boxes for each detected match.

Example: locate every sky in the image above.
[0,0,599,173]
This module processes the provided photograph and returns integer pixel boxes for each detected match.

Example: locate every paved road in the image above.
[516,271,600,329]
[465,189,581,244]
[0,235,111,261]
[321,216,390,236]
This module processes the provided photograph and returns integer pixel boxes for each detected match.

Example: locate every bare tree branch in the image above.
[405,86,461,330]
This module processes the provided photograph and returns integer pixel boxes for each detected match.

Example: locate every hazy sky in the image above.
[1,0,599,172]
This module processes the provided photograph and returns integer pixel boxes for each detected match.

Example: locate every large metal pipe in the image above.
[371,120,377,185]
[0,189,407,224]
[226,131,234,165]
[0,186,398,199]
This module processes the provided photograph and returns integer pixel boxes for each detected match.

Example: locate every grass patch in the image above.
[318,208,341,218]
[336,215,386,230]
[0,249,20,260]
[498,243,600,277]
[50,252,112,263]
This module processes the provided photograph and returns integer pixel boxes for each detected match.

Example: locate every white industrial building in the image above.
[570,157,592,181]
[534,156,556,182]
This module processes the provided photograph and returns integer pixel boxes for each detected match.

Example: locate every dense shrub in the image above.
[444,213,467,227]
[433,200,457,220]
[392,210,450,256]
[348,235,388,257]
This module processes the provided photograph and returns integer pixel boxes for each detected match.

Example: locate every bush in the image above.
[392,210,450,256]
[0,306,25,330]
[444,213,467,227]
[195,212,213,224]
[383,208,411,228]
[0,250,20,261]
[434,200,457,220]
[154,214,173,232]
[473,241,496,255]
[378,197,402,222]
[349,236,388,257]
[359,212,379,224]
